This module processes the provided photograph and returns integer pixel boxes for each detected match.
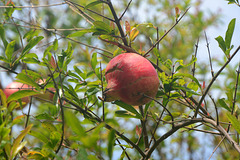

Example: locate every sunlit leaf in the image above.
[226,113,240,134]
[225,18,236,49]
[218,98,231,112]
[215,36,226,53]
[7,90,38,103]
[16,73,40,90]
[91,52,97,69]
[108,129,115,160]
[5,40,15,61]
[0,24,8,48]
[21,36,44,57]
[11,124,33,159]
[85,1,105,10]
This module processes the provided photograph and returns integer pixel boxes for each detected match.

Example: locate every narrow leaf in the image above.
[11,124,33,159]
[67,29,94,38]
[7,90,39,103]
[130,28,139,42]
[85,1,104,10]
[65,110,86,136]
[16,73,40,90]
[226,113,240,134]
[225,18,236,49]
[0,24,8,48]
[173,73,201,88]
[93,21,111,32]
[113,100,142,119]
[53,38,58,51]
[91,52,97,69]
[21,36,44,57]
[218,98,231,112]
[215,36,226,53]
[108,129,115,160]
[5,40,15,61]
[115,110,140,119]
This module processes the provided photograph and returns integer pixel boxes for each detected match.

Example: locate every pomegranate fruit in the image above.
[3,82,31,108]
[104,53,159,106]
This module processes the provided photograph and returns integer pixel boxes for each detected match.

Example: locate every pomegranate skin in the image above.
[3,82,31,107]
[104,53,159,106]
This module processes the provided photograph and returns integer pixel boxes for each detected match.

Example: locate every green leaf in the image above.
[29,130,49,144]
[10,124,33,159]
[218,98,231,112]
[0,89,7,108]
[93,21,111,33]
[21,36,44,57]
[65,110,86,136]
[0,56,9,63]
[108,129,115,160]
[91,52,97,69]
[113,100,142,119]
[23,30,39,42]
[7,90,39,103]
[77,147,89,160]
[173,73,201,88]
[225,18,236,49]
[42,121,57,133]
[5,40,15,61]
[0,24,8,49]
[163,112,181,121]
[85,1,105,10]
[215,36,226,53]
[115,110,140,119]
[53,38,58,51]
[49,131,61,148]
[67,29,95,38]
[226,113,240,134]
[16,73,40,90]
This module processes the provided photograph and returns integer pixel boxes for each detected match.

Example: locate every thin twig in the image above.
[0,2,67,8]
[119,0,132,20]
[208,136,226,160]
[192,37,199,77]
[143,94,174,128]
[139,105,149,149]
[183,126,223,135]
[205,31,214,77]
[46,65,65,154]
[11,17,113,55]
[209,95,219,125]
[65,0,114,22]
[194,45,240,118]
[203,118,240,154]
[100,62,105,121]
[106,0,128,46]
[66,1,94,25]
[116,138,131,160]
[227,62,240,132]
[143,7,190,57]
[144,118,203,159]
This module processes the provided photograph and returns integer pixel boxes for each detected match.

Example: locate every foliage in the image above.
[0,0,240,159]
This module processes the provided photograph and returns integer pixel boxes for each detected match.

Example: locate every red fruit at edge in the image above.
[3,82,31,108]
[104,53,159,106]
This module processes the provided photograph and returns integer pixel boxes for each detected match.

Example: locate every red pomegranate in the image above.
[104,53,159,106]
